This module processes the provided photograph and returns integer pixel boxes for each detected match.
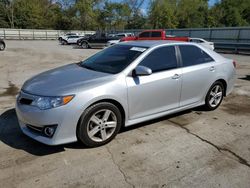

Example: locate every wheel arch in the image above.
[215,79,227,96]
[80,40,90,47]
[76,98,126,137]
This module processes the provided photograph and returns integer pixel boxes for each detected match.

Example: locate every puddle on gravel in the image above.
[222,94,250,115]
[0,82,19,97]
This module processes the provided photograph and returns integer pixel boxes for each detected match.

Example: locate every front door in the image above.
[126,46,182,120]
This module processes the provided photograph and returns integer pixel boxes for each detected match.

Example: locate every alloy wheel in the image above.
[208,85,223,108]
[87,109,117,142]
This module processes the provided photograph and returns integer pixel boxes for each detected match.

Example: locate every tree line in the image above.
[0,0,250,30]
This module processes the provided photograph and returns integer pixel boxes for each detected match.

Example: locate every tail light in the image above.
[232,61,236,68]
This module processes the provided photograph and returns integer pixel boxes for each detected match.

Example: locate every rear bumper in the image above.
[226,69,236,96]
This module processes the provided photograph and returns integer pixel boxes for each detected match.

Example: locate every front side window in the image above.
[139,32,150,38]
[179,45,214,67]
[80,45,147,74]
[139,46,177,73]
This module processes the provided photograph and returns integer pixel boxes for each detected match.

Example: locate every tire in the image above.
[61,40,67,45]
[0,42,5,51]
[204,81,224,110]
[81,42,89,49]
[77,102,122,147]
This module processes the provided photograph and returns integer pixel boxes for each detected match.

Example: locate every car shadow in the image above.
[239,75,250,81]
[0,109,66,156]
[120,109,193,133]
[0,106,204,155]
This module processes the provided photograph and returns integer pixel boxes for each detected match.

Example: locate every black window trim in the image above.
[150,31,162,38]
[137,45,181,74]
[177,44,215,68]
[139,31,150,38]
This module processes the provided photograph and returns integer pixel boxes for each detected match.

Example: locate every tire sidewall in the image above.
[62,40,67,45]
[77,102,122,147]
[205,81,224,110]
[81,42,88,48]
[0,42,5,51]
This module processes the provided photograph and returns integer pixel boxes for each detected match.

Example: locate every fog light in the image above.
[44,126,57,137]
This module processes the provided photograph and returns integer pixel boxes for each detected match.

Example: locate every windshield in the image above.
[80,45,147,74]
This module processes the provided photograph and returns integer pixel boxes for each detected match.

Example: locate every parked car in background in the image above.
[120,30,189,42]
[106,33,135,46]
[108,33,134,38]
[60,35,85,45]
[77,32,129,48]
[16,40,236,147]
[190,38,215,50]
[58,33,79,42]
[106,39,120,46]
[0,39,5,51]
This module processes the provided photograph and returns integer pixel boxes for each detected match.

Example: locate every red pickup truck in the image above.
[120,29,189,42]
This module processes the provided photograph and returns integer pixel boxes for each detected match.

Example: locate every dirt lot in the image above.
[0,40,250,188]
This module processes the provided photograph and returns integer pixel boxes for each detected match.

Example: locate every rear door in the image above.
[67,36,79,43]
[178,45,216,106]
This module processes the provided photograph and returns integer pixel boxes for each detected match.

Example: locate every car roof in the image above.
[118,40,185,48]
[141,29,165,32]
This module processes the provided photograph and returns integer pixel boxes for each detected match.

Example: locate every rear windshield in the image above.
[80,45,147,74]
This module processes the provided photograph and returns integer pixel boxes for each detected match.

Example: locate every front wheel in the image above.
[61,40,67,45]
[204,81,224,110]
[0,42,5,51]
[77,102,122,147]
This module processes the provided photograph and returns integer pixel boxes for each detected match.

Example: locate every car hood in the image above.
[22,63,111,96]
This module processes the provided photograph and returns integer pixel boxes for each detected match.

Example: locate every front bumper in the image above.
[15,92,79,145]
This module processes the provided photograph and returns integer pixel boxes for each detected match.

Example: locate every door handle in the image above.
[172,74,180,79]
[209,66,215,71]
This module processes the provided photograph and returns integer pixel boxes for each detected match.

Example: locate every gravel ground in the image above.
[0,40,249,188]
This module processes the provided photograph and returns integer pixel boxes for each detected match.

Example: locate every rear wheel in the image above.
[204,81,224,110]
[81,42,89,49]
[77,102,122,147]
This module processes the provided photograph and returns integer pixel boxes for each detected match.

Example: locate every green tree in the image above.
[211,0,250,27]
[100,2,131,30]
[148,0,178,29]
[176,0,209,28]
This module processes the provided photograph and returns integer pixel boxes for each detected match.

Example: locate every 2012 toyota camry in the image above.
[16,41,236,147]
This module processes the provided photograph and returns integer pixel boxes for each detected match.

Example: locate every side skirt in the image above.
[124,101,204,127]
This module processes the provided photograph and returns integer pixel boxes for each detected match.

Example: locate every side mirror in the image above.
[133,66,152,76]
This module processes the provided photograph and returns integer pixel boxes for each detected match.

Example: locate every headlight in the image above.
[31,95,74,110]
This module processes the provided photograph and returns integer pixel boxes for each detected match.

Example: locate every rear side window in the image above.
[179,45,213,67]
[151,32,161,37]
[139,46,177,73]
[139,32,150,38]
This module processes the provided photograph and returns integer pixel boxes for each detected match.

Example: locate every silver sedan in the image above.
[15,41,236,147]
